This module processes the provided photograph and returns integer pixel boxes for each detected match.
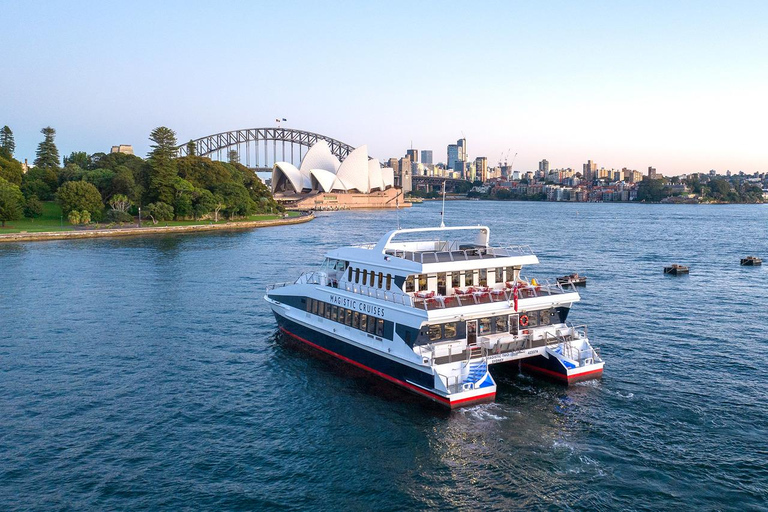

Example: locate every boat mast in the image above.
[440,180,446,228]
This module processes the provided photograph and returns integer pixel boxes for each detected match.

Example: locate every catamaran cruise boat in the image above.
[265,225,604,408]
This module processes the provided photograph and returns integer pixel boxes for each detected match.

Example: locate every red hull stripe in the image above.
[521,362,603,381]
[280,326,495,406]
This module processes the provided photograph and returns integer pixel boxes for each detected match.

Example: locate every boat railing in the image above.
[338,281,415,307]
[386,245,534,264]
[266,270,330,293]
[413,277,576,311]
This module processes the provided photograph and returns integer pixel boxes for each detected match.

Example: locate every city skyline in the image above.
[2,1,767,175]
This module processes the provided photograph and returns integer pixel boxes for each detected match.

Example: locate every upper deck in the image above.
[328,225,539,270]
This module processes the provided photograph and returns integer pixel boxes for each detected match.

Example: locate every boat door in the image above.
[508,314,519,336]
[467,320,477,346]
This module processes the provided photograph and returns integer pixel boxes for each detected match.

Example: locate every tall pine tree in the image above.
[148,126,178,205]
[0,126,14,156]
[34,127,61,169]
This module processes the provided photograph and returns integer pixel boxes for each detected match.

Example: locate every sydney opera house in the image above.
[271,142,405,209]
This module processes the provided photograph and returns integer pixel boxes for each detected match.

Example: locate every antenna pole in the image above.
[440,180,446,228]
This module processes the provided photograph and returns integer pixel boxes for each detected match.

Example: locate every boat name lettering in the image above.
[329,295,385,318]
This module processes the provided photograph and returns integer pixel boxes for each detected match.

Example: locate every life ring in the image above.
[519,314,529,327]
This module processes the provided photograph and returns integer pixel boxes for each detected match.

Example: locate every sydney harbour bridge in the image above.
[175,127,356,172]
[176,126,468,192]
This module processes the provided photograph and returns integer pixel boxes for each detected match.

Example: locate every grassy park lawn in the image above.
[0,202,73,233]
[1,203,300,234]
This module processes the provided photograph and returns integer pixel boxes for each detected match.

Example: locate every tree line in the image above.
[0,125,282,227]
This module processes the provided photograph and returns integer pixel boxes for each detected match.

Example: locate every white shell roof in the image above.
[310,169,337,193]
[272,141,394,194]
[299,141,341,174]
[335,145,370,193]
[368,159,384,191]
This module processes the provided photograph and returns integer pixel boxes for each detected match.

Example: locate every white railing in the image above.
[386,244,534,264]
[338,281,415,307]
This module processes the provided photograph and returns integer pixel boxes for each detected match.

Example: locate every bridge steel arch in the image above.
[175,128,356,168]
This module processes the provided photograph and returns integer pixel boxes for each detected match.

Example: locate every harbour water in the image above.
[1,201,767,511]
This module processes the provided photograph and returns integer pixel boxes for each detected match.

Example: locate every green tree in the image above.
[82,168,116,200]
[63,151,90,169]
[21,180,52,201]
[0,126,15,156]
[23,195,43,220]
[68,210,81,225]
[0,153,23,186]
[34,126,61,169]
[192,188,215,219]
[147,126,178,205]
[58,163,85,185]
[186,140,196,156]
[0,177,24,227]
[228,150,239,164]
[215,182,256,219]
[145,201,174,223]
[637,178,666,202]
[56,180,104,220]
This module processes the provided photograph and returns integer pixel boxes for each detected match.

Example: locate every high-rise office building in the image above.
[539,159,549,173]
[406,149,419,163]
[421,150,433,165]
[648,166,658,179]
[583,160,597,181]
[457,138,467,163]
[447,144,459,170]
[475,157,488,183]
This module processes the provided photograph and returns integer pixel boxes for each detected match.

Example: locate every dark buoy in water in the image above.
[664,264,689,275]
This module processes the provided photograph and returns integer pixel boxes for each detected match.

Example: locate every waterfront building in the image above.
[447,144,459,170]
[539,159,549,173]
[457,138,467,163]
[475,157,488,183]
[583,160,597,182]
[421,150,433,165]
[648,166,658,179]
[271,141,402,209]
[406,149,419,163]
[110,144,134,155]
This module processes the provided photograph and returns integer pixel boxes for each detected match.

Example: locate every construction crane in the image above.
[509,151,517,169]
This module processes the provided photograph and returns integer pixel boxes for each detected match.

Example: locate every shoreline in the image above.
[0,212,314,243]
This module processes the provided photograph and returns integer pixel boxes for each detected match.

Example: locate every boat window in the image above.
[405,331,411,345]
[331,305,338,322]
[363,270,369,286]
[444,322,457,338]
[496,267,503,283]
[540,309,550,325]
[352,311,360,329]
[355,268,360,283]
[376,319,384,337]
[437,273,446,295]
[428,324,442,341]
[317,302,325,317]
[405,275,415,292]
[307,298,313,313]
[378,272,383,288]
[527,311,539,327]
[464,270,475,286]
[360,314,368,332]
[386,274,392,290]
[367,317,377,334]
[495,316,508,332]
[312,299,319,315]
[418,274,427,291]
[479,318,492,335]
[506,267,515,282]
[479,269,488,286]
[337,308,345,324]
[348,267,353,281]
[345,309,353,326]
[325,304,332,319]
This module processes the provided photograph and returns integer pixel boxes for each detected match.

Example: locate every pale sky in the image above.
[2,0,767,175]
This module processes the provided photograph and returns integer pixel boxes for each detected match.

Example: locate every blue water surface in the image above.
[1,201,767,511]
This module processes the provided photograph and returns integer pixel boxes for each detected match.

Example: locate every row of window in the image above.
[306,298,386,338]
[422,308,560,342]
[405,267,518,294]
[346,267,394,291]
